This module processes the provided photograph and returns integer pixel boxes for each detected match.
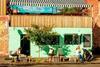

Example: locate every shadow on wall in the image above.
[18,29,23,35]
[39,35,71,56]
[17,29,71,56]
[93,23,100,54]
[40,45,71,56]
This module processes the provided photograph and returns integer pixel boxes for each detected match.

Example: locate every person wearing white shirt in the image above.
[48,47,54,62]
[75,46,83,62]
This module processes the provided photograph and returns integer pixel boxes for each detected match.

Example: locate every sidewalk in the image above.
[0,55,100,65]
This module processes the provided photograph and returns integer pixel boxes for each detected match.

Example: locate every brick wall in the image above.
[0,21,8,56]
[85,0,99,20]
[0,0,8,56]
[93,1,100,48]
[85,0,100,48]
[86,0,100,48]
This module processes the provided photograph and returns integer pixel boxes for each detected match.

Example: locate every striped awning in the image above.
[9,0,91,7]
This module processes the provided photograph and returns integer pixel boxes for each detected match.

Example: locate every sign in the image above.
[10,5,57,14]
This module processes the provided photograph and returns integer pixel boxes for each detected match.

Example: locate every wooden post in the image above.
[0,0,6,15]
[0,15,9,56]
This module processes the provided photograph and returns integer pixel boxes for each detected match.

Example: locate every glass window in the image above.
[47,35,59,45]
[83,34,91,47]
[64,34,80,45]
[39,35,59,45]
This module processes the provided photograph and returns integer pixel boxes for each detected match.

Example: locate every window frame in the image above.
[82,34,91,47]
[64,34,80,45]
[39,35,60,45]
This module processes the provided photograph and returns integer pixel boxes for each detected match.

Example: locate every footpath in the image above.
[0,55,100,66]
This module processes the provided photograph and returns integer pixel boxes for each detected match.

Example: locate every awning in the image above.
[9,0,91,8]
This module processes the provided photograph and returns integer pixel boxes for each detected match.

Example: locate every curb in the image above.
[0,62,100,66]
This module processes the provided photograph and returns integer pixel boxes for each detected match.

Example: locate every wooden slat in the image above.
[10,15,92,28]
[0,0,6,15]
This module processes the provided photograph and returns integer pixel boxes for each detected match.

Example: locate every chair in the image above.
[19,54,27,62]
[9,51,18,62]
[27,56,32,62]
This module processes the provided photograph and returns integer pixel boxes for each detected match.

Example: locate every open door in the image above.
[20,34,30,56]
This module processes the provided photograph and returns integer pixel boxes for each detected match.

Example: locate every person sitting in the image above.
[75,46,83,63]
[16,48,21,61]
[48,47,54,62]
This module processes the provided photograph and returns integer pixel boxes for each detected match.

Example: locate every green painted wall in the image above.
[8,27,25,56]
[9,27,92,58]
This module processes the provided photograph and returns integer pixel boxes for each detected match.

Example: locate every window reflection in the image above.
[83,34,91,47]
[64,34,80,45]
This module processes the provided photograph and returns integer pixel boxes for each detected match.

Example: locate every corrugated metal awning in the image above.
[9,0,91,7]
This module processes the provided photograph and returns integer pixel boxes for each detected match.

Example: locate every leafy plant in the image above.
[58,7,90,16]
[25,24,58,59]
[25,25,58,44]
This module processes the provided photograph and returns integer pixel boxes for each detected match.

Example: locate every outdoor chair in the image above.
[69,55,80,63]
[59,55,65,62]
[26,56,32,62]
[53,55,65,62]
[19,54,27,62]
[10,51,28,62]
[10,51,18,62]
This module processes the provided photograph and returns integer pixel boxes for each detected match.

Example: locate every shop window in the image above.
[83,34,91,47]
[39,35,60,45]
[64,34,80,45]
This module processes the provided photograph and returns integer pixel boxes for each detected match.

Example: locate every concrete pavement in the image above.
[0,55,100,66]
[0,63,100,67]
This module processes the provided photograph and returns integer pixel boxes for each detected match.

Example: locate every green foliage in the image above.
[59,7,82,15]
[58,7,90,16]
[25,24,58,45]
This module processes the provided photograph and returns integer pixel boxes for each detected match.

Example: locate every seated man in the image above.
[75,46,83,62]
[16,48,21,61]
[10,48,21,62]
[48,47,55,62]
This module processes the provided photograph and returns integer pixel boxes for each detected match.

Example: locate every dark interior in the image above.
[20,34,30,56]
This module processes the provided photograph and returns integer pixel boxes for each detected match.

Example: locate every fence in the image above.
[10,15,92,28]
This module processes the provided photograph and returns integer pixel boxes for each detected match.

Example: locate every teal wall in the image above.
[8,27,25,56]
[9,27,92,58]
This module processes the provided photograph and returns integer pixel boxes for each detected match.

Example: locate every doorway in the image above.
[20,34,30,56]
